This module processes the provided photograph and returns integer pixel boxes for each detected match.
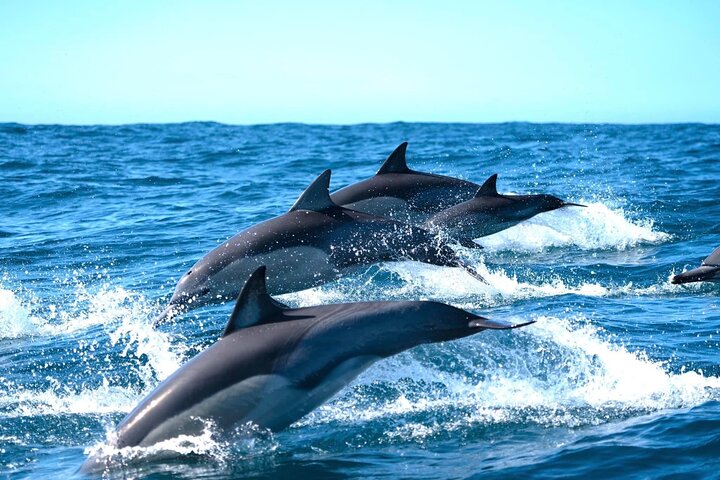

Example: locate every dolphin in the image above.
[81,266,532,473]
[329,142,480,224]
[157,169,482,324]
[424,174,586,242]
[671,247,720,284]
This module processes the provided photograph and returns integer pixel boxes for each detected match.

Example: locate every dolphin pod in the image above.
[330,142,480,224]
[425,173,586,242]
[156,168,483,324]
[671,247,720,284]
[81,266,533,473]
[83,141,651,471]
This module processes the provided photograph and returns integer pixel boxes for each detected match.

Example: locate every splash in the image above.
[386,262,610,306]
[0,281,156,338]
[1,378,140,418]
[479,202,669,252]
[0,282,187,417]
[0,288,43,339]
[82,419,277,474]
[284,262,684,310]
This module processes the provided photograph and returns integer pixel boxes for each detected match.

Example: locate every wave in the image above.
[0,283,187,419]
[283,261,689,310]
[297,314,720,440]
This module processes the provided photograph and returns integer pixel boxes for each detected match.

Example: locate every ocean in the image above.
[1,122,718,479]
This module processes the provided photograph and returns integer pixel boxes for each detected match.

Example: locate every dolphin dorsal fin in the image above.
[376,142,411,175]
[222,266,288,337]
[475,174,499,197]
[289,169,337,212]
[702,246,720,266]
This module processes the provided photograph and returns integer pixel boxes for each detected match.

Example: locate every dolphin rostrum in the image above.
[424,174,586,242]
[671,246,720,284]
[330,142,480,224]
[81,266,532,472]
[157,169,483,324]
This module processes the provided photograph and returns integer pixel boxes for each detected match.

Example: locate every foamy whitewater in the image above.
[1,122,718,479]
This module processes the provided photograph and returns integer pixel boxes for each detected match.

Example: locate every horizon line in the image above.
[2,119,718,128]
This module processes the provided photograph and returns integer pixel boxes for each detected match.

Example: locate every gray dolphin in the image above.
[424,174,586,242]
[157,169,482,324]
[330,142,480,224]
[81,266,532,473]
[671,247,720,284]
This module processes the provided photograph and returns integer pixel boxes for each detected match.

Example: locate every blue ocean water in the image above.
[1,122,719,479]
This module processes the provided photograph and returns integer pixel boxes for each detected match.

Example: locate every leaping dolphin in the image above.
[424,174,586,242]
[671,246,720,284]
[157,169,482,324]
[330,142,480,224]
[81,266,532,473]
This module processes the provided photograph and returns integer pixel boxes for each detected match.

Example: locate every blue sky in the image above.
[1,1,718,124]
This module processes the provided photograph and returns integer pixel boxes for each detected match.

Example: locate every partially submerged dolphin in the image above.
[157,169,482,323]
[425,174,586,241]
[671,247,720,284]
[81,266,532,473]
[330,142,480,224]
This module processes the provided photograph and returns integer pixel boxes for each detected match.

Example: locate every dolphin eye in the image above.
[186,270,193,276]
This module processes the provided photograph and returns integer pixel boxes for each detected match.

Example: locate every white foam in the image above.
[286,261,691,308]
[386,262,611,306]
[0,282,158,338]
[479,202,669,252]
[83,419,277,473]
[1,379,140,418]
[298,314,720,436]
[83,419,225,472]
[0,282,187,416]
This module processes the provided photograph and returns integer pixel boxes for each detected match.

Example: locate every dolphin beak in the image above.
[670,275,685,285]
[562,202,587,208]
[153,303,185,326]
[468,316,535,330]
[670,266,719,285]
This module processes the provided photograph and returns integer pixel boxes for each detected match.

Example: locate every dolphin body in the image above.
[158,169,481,324]
[81,267,532,472]
[671,247,720,284]
[424,174,586,242]
[330,142,480,224]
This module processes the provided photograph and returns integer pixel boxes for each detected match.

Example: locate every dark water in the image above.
[1,122,719,479]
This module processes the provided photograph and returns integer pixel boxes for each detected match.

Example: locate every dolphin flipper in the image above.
[454,237,483,249]
[469,318,535,329]
[458,261,487,284]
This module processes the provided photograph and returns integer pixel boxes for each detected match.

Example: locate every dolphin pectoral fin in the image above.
[454,237,483,249]
[469,318,535,329]
[458,262,487,284]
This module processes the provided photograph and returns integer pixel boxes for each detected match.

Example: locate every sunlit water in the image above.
[1,122,719,479]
